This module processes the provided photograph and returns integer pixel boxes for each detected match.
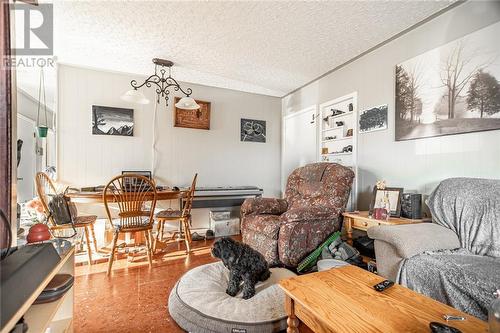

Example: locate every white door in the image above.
[17,115,36,203]
[282,106,317,192]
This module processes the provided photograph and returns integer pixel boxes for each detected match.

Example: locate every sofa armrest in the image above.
[367,223,460,259]
[241,197,288,217]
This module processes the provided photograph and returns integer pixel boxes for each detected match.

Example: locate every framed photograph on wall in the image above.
[92,105,134,136]
[369,186,403,217]
[395,21,500,141]
[174,97,211,130]
[241,118,266,143]
[359,104,388,133]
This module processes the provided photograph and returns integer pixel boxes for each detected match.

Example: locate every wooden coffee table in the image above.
[279,265,487,333]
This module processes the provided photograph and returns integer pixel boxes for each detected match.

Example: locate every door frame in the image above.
[16,114,36,202]
[281,105,318,194]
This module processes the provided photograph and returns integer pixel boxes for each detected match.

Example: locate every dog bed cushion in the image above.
[168,262,296,333]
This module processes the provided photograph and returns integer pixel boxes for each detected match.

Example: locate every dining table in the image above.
[66,188,189,257]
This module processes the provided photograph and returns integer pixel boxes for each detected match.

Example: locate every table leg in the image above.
[345,217,353,244]
[285,295,299,333]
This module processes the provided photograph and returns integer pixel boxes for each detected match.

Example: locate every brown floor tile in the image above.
[74,237,229,333]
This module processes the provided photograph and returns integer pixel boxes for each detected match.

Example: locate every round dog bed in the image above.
[168,262,296,333]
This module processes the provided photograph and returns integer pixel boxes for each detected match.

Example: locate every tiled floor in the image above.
[74,238,223,333]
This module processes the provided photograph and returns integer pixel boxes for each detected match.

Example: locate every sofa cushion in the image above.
[399,248,500,320]
[427,178,500,257]
[297,181,324,198]
[278,218,340,267]
[281,207,338,223]
[242,230,280,266]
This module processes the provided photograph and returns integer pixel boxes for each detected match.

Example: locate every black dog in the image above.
[211,237,271,299]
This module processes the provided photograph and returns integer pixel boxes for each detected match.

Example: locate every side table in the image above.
[343,211,429,243]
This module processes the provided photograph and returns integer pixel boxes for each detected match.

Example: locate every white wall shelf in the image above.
[323,111,354,120]
[318,92,358,210]
[321,137,353,143]
[322,125,344,132]
[322,152,352,156]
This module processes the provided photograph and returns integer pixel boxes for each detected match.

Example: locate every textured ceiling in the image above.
[53,0,456,97]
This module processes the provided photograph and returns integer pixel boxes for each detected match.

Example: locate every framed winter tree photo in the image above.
[395,22,500,141]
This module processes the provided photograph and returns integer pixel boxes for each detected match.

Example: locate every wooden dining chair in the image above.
[154,174,197,254]
[35,172,98,265]
[103,174,157,276]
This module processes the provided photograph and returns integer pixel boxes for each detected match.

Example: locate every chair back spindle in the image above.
[103,174,157,230]
[35,172,58,227]
[181,174,198,218]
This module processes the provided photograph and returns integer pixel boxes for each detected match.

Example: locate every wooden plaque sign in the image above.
[174,97,211,130]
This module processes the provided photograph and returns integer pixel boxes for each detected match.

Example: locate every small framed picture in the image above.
[346,128,353,137]
[241,118,266,143]
[369,186,403,217]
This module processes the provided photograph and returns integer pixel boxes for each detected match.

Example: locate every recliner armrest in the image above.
[367,223,460,259]
[241,197,288,217]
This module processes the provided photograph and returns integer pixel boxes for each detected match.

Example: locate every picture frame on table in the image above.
[369,186,403,217]
[121,170,153,191]
[121,170,152,179]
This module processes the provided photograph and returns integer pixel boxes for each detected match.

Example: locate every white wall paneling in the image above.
[57,65,281,227]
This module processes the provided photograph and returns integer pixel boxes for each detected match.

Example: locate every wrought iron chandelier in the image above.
[121,58,200,110]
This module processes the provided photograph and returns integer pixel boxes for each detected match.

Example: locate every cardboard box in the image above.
[210,211,231,221]
[211,218,240,237]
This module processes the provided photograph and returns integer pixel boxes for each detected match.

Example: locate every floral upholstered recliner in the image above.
[241,163,355,267]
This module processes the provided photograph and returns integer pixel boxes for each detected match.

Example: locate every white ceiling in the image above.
[52,0,456,97]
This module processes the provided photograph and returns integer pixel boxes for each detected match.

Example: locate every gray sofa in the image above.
[368,178,500,320]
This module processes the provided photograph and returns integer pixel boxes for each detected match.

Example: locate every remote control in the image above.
[373,279,394,292]
[429,322,462,333]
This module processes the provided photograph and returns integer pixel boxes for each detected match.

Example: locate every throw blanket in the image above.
[398,178,500,320]
[398,249,500,320]
[427,177,500,257]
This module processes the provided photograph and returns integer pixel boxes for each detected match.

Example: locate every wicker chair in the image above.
[35,172,98,265]
[103,174,157,276]
[154,174,197,254]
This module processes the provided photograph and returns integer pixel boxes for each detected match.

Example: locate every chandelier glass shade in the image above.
[174,96,200,110]
[121,89,150,105]
[121,58,199,109]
